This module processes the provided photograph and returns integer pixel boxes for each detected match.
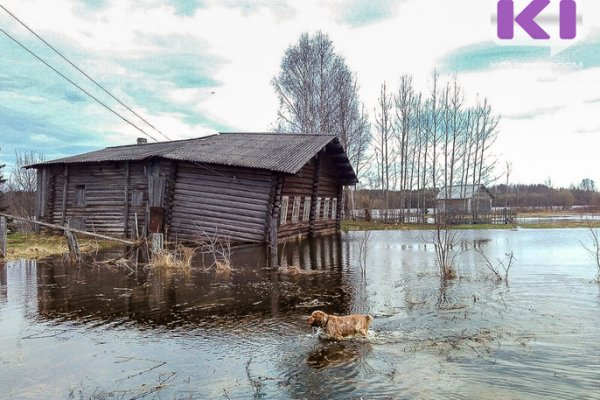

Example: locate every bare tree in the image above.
[373,82,394,213]
[426,71,442,191]
[395,74,415,218]
[581,221,600,283]
[272,31,371,216]
[471,98,500,189]
[272,32,370,149]
[0,157,7,212]
[7,150,45,222]
[504,162,512,209]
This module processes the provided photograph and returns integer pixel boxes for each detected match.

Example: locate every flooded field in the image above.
[1,228,600,399]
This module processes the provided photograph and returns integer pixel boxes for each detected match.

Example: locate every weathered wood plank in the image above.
[0,217,6,258]
[0,212,134,245]
[171,206,267,225]
[60,165,69,226]
[174,186,269,203]
[309,155,321,237]
[173,194,269,213]
[170,217,265,237]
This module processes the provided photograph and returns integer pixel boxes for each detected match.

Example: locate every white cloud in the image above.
[0,0,599,186]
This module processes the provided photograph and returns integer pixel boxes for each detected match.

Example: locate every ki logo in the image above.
[497,0,577,40]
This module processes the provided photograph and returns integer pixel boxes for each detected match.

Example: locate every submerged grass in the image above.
[4,233,118,261]
[148,245,197,270]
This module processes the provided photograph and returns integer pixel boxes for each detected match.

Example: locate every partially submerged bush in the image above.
[196,227,232,273]
[580,224,600,283]
[148,245,197,270]
[474,249,515,283]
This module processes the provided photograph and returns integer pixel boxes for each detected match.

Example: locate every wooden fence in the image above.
[348,209,516,225]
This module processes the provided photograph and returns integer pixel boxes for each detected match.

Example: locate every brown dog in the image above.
[307,310,373,341]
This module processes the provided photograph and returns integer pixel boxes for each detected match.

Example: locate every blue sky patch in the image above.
[336,0,404,27]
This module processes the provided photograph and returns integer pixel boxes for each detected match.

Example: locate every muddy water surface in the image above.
[1,229,600,399]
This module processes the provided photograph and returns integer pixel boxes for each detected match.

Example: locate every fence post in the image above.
[151,233,164,255]
[0,217,7,259]
[64,223,82,264]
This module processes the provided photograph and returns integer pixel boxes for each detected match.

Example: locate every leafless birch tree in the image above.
[8,150,45,221]
[272,31,371,176]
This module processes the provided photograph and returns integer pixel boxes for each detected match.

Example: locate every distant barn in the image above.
[28,133,357,245]
[436,185,493,216]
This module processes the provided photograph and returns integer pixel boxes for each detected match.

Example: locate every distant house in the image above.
[435,185,493,216]
[28,133,357,245]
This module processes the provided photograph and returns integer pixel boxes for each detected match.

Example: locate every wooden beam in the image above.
[309,155,322,237]
[64,225,82,264]
[60,165,69,226]
[0,212,135,245]
[336,183,343,232]
[269,174,284,267]
[0,216,6,258]
[123,161,130,237]
[264,173,277,243]
[35,167,42,221]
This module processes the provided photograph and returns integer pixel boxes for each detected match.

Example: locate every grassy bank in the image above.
[3,233,120,261]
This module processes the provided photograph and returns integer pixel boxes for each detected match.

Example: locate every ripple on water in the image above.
[2,230,600,399]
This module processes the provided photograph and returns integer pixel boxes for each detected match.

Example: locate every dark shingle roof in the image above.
[436,185,493,200]
[29,132,358,184]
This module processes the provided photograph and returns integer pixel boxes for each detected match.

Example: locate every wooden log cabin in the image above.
[435,185,494,216]
[28,133,358,245]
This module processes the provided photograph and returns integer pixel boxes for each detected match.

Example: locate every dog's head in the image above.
[307,310,327,328]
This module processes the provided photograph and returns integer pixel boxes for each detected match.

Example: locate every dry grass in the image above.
[147,245,197,270]
[195,226,233,274]
[278,265,305,276]
[4,233,117,261]
[214,259,232,275]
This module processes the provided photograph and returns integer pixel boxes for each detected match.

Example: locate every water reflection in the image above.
[34,234,351,329]
[2,229,600,399]
[306,341,372,370]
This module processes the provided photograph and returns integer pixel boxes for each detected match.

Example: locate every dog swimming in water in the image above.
[307,310,373,341]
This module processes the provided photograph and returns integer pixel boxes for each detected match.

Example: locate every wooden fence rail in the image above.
[0,212,135,245]
[0,212,137,263]
[348,209,517,225]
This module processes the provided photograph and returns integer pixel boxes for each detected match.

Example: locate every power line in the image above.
[0,4,171,142]
[0,28,160,143]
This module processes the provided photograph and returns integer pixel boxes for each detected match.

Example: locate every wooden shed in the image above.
[435,185,493,216]
[28,133,357,245]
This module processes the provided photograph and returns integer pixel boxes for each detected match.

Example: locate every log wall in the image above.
[36,150,347,243]
[169,162,272,243]
[278,153,341,239]
[46,162,135,235]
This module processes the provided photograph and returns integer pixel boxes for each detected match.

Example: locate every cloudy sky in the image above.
[1,0,599,187]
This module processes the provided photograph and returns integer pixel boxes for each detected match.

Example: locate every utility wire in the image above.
[0,8,231,178]
[0,4,171,141]
[0,28,159,143]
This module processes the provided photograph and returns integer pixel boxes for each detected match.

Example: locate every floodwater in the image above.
[1,229,600,399]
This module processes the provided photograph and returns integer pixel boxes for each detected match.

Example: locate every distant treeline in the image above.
[489,184,600,210]
[352,183,600,211]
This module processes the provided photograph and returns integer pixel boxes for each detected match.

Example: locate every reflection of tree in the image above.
[0,263,7,303]
[437,277,449,308]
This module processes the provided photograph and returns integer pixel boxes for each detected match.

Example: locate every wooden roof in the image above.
[436,185,493,200]
[28,132,358,184]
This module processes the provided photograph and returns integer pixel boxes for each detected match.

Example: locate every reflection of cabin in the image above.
[33,235,346,327]
[28,133,357,245]
[435,185,493,215]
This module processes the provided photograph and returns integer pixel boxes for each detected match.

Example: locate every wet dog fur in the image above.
[307,310,373,341]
